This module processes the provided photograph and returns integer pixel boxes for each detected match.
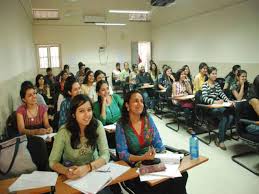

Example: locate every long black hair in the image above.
[225,65,241,79]
[252,75,259,98]
[66,94,99,149]
[83,70,94,84]
[63,76,78,98]
[35,74,44,88]
[119,90,147,128]
[175,68,185,82]
[150,62,158,78]
[96,80,109,114]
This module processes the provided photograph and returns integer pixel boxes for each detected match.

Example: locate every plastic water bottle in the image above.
[190,132,199,160]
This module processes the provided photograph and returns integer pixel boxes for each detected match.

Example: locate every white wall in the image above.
[33,23,151,77]
[151,0,259,81]
[0,0,36,135]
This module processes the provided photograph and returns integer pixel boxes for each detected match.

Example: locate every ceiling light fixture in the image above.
[95,23,126,26]
[109,10,150,14]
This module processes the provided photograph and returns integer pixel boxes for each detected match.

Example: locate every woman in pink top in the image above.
[172,68,194,131]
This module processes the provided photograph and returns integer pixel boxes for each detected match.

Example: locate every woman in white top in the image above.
[81,70,97,102]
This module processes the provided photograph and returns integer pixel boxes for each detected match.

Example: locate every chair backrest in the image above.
[194,90,203,104]
[235,101,256,133]
[216,78,225,89]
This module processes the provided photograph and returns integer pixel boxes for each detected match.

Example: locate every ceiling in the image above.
[31,0,248,26]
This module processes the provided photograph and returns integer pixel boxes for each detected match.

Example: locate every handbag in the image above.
[0,135,36,179]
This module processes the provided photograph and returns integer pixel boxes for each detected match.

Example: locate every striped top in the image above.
[202,81,229,104]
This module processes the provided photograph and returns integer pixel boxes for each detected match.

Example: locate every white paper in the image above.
[65,162,130,194]
[104,124,116,132]
[155,152,184,165]
[36,133,57,140]
[96,162,131,180]
[139,164,182,182]
[9,171,58,192]
[222,102,232,107]
[66,171,112,194]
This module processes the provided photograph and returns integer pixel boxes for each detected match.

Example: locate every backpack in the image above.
[5,111,19,139]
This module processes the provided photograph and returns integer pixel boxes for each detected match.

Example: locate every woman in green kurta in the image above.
[93,80,123,125]
[49,94,109,180]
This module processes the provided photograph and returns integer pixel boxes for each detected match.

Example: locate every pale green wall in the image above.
[33,23,151,78]
[0,0,36,135]
[151,0,259,81]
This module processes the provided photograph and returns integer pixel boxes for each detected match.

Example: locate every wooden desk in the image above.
[197,103,232,109]
[0,161,138,194]
[174,95,194,101]
[139,84,154,89]
[0,156,208,193]
[147,155,209,186]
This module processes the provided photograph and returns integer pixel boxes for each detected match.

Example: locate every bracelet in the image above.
[89,163,92,172]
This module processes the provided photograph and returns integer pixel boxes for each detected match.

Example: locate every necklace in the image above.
[27,106,38,121]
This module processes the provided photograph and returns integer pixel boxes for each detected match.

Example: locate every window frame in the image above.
[36,44,62,69]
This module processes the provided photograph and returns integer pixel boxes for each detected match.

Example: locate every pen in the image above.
[96,167,110,172]
[95,170,111,173]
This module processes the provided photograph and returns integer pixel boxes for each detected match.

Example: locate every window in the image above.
[36,45,61,68]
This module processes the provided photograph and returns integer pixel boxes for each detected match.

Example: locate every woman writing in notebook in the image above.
[49,94,109,179]
[115,90,188,194]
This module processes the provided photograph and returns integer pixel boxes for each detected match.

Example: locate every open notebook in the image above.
[65,171,112,194]
[65,162,130,194]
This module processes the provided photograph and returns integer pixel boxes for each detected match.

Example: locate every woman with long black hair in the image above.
[49,94,109,179]
[115,90,188,194]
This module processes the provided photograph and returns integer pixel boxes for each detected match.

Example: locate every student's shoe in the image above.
[219,142,227,150]
[215,138,227,150]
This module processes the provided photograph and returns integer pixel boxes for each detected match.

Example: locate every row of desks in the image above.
[0,155,208,194]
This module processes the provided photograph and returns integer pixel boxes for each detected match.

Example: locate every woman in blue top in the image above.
[116,90,188,194]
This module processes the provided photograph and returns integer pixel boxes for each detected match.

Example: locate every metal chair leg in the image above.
[232,151,259,176]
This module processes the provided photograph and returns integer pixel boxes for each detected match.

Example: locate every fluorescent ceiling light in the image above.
[109,10,150,14]
[32,9,59,20]
[95,23,126,26]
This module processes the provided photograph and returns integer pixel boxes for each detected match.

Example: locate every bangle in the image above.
[89,163,92,172]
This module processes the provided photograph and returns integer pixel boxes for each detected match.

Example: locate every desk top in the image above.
[0,156,208,193]
[147,155,209,186]
[174,95,194,101]
[0,161,137,194]
[139,84,154,89]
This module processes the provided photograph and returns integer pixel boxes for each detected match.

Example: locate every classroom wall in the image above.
[151,0,259,81]
[0,0,36,135]
[32,23,151,79]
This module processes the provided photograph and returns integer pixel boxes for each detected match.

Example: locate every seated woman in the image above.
[158,66,175,90]
[246,75,259,134]
[149,61,159,84]
[93,80,123,148]
[93,80,123,125]
[59,76,81,128]
[193,62,208,94]
[202,67,234,150]
[230,70,250,101]
[49,94,110,180]
[16,81,52,170]
[223,64,241,93]
[94,70,114,95]
[115,90,188,194]
[129,64,138,90]
[172,68,194,130]
[17,81,53,135]
[35,74,50,104]
[182,65,193,89]
[81,70,97,102]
